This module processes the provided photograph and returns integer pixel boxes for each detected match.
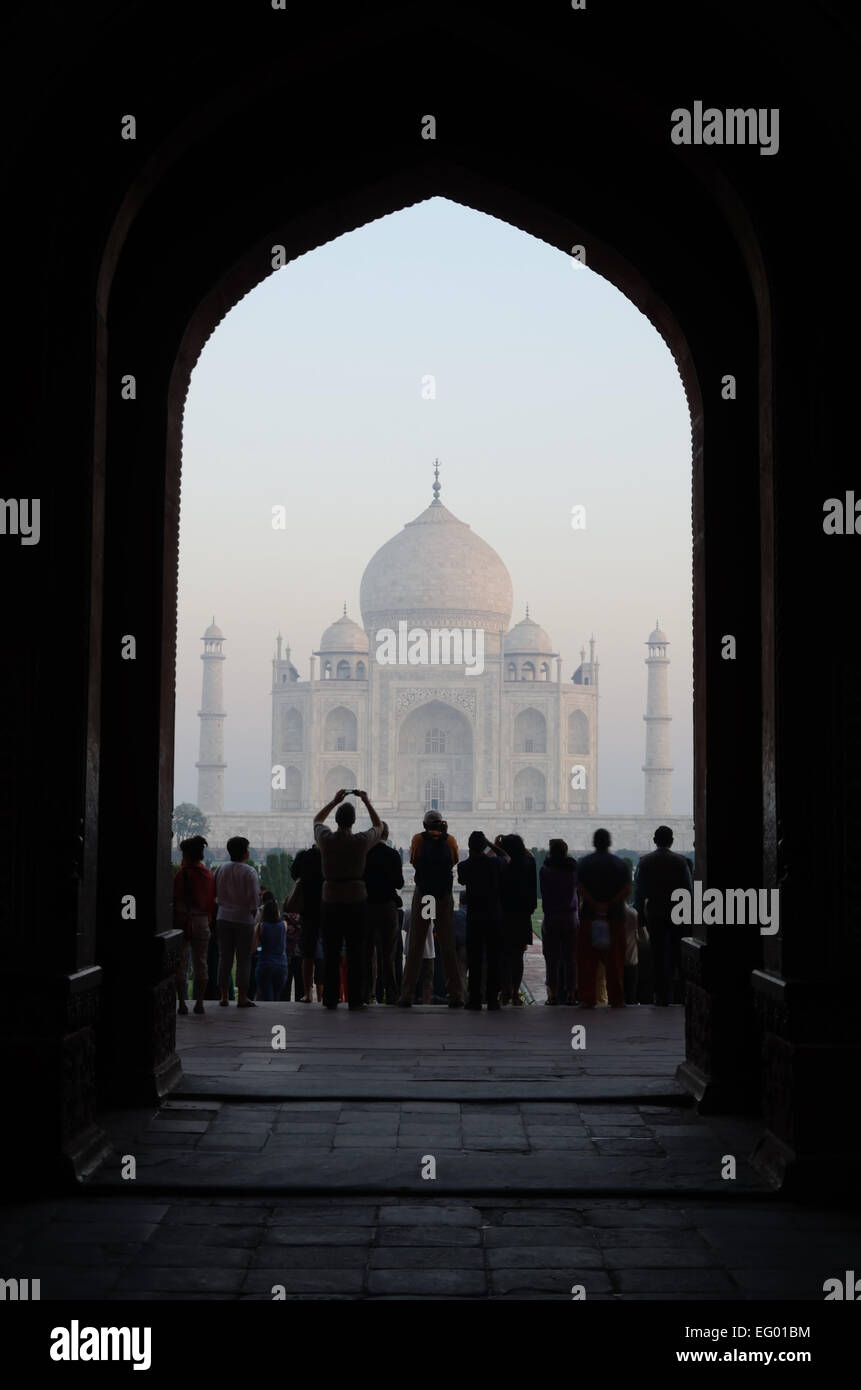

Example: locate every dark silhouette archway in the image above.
[19,5,861,1196]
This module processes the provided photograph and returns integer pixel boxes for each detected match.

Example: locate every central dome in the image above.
[360,486,513,633]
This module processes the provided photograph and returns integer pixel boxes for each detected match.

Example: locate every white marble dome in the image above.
[203,618,223,640]
[318,612,369,653]
[505,614,555,654]
[648,622,669,644]
[360,494,513,631]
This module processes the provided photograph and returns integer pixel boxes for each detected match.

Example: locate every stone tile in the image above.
[525,1137,594,1150]
[269,1206,379,1226]
[378,1204,482,1226]
[379,1226,481,1246]
[367,1269,486,1295]
[271,1121,337,1133]
[485,1226,597,1247]
[242,1268,365,1294]
[249,1246,369,1269]
[133,1131,203,1147]
[116,1266,247,1293]
[368,1247,485,1268]
[18,1221,158,1244]
[335,1119,400,1134]
[487,1247,605,1269]
[592,1141,664,1155]
[161,1205,270,1226]
[522,1123,590,1134]
[400,1102,461,1113]
[134,1243,252,1268]
[147,1225,262,1249]
[340,1103,401,1113]
[148,1118,212,1133]
[586,1126,650,1137]
[463,1137,529,1150]
[497,1210,589,1228]
[196,1133,268,1150]
[249,1226,373,1247]
[332,1133,398,1147]
[490,1269,614,1295]
[396,1139,463,1151]
[20,1240,145,1266]
[614,1268,736,1293]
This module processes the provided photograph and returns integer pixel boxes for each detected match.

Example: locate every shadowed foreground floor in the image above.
[2,993,857,1300]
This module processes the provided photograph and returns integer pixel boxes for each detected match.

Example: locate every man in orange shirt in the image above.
[398,810,464,1007]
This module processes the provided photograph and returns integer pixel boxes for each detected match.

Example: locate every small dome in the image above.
[318,612,369,654]
[204,617,223,640]
[504,615,555,655]
[648,621,669,644]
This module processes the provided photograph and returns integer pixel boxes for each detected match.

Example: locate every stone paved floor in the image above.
[3,997,856,1301]
[2,1195,857,1300]
[94,1097,768,1194]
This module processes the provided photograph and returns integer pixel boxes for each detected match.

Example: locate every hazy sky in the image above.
[175,197,692,815]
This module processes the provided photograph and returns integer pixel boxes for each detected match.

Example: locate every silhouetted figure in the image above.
[173,835,215,1016]
[291,842,324,1002]
[539,838,579,1005]
[398,811,463,1007]
[314,789,382,1010]
[362,821,404,1004]
[215,836,259,1008]
[254,898,289,1000]
[633,826,693,1005]
[457,831,510,1009]
[576,828,632,1008]
[498,834,537,1005]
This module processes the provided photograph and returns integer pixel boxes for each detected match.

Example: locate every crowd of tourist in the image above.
[173,789,694,1014]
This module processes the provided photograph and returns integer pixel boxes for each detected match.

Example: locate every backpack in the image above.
[414,832,454,897]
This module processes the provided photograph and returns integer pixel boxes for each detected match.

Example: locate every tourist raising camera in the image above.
[398,810,463,1007]
[313,789,382,1010]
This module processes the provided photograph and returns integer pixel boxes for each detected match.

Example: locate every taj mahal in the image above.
[193,467,694,854]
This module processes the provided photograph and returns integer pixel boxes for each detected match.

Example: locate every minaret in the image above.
[642,620,672,817]
[196,617,227,812]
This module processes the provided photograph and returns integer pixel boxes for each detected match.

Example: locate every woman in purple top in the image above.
[539,839,579,1005]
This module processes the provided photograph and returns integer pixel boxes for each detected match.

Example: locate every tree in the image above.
[173,802,210,845]
[259,851,294,905]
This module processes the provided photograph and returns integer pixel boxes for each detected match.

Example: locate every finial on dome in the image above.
[525,603,530,620]
[343,601,347,617]
[432,458,441,503]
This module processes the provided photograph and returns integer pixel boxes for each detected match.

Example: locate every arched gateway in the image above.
[5,5,857,1200]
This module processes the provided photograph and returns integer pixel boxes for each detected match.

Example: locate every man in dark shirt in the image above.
[457,831,510,1010]
[576,828,632,1007]
[633,826,694,1005]
[362,822,404,1004]
[292,842,324,1004]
